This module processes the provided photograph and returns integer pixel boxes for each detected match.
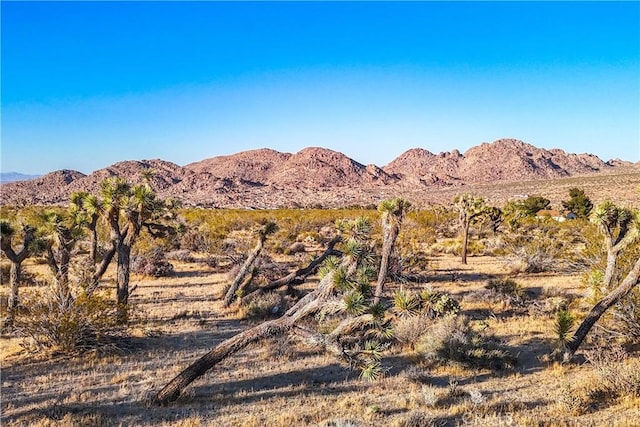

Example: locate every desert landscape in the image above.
[1,146,639,426]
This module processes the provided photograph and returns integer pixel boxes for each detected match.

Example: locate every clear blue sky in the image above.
[2,1,639,175]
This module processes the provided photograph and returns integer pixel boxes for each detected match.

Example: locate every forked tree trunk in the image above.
[224,236,266,307]
[1,227,35,324]
[155,262,346,405]
[564,255,640,361]
[86,241,117,294]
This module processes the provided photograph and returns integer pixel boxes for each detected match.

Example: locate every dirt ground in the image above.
[2,253,639,426]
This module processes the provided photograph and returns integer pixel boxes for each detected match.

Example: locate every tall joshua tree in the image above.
[373,198,410,304]
[99,176,172,320]
[223,220,278,307]
[564,202,640,361]
[454,194,488,265]
[0,221,36,322]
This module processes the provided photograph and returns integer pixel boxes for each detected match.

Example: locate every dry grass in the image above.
[2,250,639,426]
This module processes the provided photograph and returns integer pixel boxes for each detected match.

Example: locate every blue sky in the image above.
[2,1,639,175]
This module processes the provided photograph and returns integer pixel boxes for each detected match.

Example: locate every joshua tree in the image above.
[99,177,174,320]
[70,191,103,264]
[373,198,411,304]
[223,220,278,307]
[454,194,488,264]
[563,202,640,361]
[484,206,502,234]
[0,221,37,323]
[39,210,84,305]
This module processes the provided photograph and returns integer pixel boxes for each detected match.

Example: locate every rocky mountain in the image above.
[383,139,618,186]
[1,139,637,208]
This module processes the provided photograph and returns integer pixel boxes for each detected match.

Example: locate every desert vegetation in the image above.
[1,180,639,426]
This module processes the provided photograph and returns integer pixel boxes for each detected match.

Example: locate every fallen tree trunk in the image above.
[154,260,348,405]
[240,236,341,302]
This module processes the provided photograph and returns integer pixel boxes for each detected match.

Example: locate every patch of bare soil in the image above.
[2,255,639,426]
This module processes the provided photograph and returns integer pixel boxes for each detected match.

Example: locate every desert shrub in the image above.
[131,254,174,277]
[501,236,565,273]
[131,248,174,277]
[419,288,460,318]
[242,291,286,320]
[584,346,640,399]
[485,278,524,301]
[165,249,195,263]
[14,288,128,354]
[417,315,516,370]
[393,315,430,350]
[179,228,213,252]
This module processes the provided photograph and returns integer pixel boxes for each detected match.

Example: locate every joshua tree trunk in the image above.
[155,261,347,405]
[461,220,470,265]
[564,255,640,361]
[603,250,618,289]
[116,242,132,322]
[373,222,400,304]
[373,198,409,305]
[224,235,266,307]
[89,218,99,264]
[8,262,21,310]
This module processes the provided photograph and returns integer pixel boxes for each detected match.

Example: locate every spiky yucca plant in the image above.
[555,310,575,348]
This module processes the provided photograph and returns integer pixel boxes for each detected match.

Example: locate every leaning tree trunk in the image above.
[603,249,618,289]
[373,221,400,304]
[564,254,640,361]
[85,241,117,294]
[224,236,266,307]
[155,261,346,405]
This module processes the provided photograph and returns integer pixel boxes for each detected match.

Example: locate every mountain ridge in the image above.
[2,139,638,208]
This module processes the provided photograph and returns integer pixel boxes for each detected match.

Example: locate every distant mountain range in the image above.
[1,139,638,208]
[0,172,41,184]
